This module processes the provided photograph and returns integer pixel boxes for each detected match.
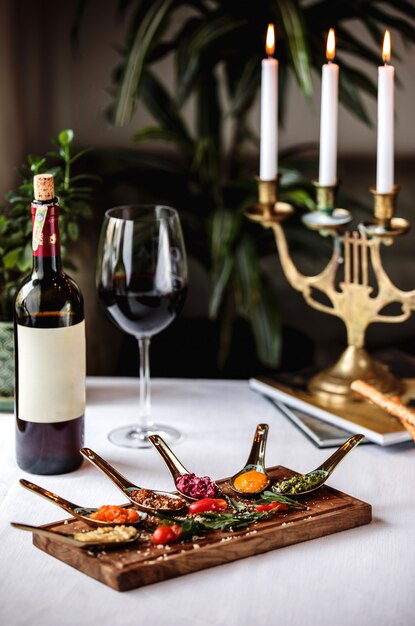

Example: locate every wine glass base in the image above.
[108,424,183,449]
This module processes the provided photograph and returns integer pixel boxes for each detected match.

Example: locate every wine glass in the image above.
[96,205,188,448]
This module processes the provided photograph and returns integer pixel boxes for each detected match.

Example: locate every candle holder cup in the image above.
[302,180,352,236]
[247,175,415,405]
[245,176,294,224]
[360,186,410,241]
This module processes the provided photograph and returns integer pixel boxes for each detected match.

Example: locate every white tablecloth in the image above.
[0,378,414,626]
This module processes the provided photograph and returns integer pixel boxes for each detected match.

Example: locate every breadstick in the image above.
[351,379,415,441]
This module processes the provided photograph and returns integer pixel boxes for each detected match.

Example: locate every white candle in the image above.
[318,29,339,187]
[376,30,394,194]
[260,24,278,181]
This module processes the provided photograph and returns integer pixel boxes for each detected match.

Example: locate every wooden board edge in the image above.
[33,499,372,592]
[32,535,121,591]
[114,500,372,591]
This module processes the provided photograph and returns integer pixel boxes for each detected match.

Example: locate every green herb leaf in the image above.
[57,129,74,147]
[256,490,306,510]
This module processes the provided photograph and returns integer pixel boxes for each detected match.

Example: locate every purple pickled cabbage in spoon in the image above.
[175,473,217,499]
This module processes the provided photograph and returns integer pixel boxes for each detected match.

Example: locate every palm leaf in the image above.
[379,0,415,21]
[209,208,241,318]
[139,71,193,153]
[176,13,246,105]
[339,67,372,126]
[194,70,222,188]
[273,0,313,98]
[227,57,261,117]
[234,237,281,367]
[234,236,261,317]
[366,5,415,41]
[113,0,175,126]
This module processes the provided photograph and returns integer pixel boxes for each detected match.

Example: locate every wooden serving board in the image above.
[32,466,371,591]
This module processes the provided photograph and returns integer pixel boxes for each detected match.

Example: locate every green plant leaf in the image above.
[3,247,23,270]
[339,68,372,126]
[209,208,241,318]
[249,282,282,367]
[234,237,281,367]
[133,126,181,144]
[339,60,377,100]
[140,70,193,153]
[194,70,222,188]
[366,4,415,41]
[176,14,246,105]
[281,188,315,211]
[234,236,261,318]
[227,57,261,117]
[57,129,74,146]
[17,244,32,272]
[69,146,94,165]
[209,256,234,319]
[274,0,313,98]
[113,0,175,126]
[335,26,385,66]
[28,154,45,168]
[67,222,79,241]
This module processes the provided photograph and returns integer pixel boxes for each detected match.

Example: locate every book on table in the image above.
[250,366,414,446]
[266,398,367,448]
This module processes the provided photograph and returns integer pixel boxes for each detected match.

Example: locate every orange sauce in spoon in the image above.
[233,470,268,493]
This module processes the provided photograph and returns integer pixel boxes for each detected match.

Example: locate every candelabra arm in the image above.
[370,241,415,321]
[272,222,341,317]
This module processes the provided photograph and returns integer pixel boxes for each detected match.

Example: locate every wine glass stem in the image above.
[138,337,153,430]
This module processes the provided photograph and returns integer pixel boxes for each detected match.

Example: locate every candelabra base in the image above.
[308,346,404,404]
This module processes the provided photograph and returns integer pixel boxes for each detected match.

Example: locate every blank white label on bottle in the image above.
[17,321,86,423]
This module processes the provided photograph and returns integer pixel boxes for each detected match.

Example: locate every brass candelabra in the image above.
[246,176,412,406]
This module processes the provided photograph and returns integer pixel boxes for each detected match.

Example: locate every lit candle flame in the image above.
[382,30,391,63]
[326,28,336,61]
[266,24,275,57]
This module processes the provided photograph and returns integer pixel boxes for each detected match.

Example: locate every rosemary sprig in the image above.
[154,508,273,539]
[195,511,269,532]
[220,492,247,512]
[255,490,306,510]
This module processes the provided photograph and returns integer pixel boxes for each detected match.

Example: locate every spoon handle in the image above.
[11,522,80,547]
[245,423,269,468]
[19,479,78,517]
[80,447,132,492]
[318,434,365,475]
[148,435,190,481]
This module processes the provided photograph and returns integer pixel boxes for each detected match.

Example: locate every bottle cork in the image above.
[33,173,55,201]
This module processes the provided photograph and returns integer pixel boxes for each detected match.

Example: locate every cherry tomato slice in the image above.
[254,502,289,513]
[151,524,182,545]
[211,498,228,512]
[188,498,228,515]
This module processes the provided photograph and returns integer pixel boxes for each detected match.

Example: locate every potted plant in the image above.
[0,129,96,409]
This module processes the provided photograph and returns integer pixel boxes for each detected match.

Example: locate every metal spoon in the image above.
[273,433,365,497]
[11,522,139,550]
[80,447,187,514]
[149,434,221,502]
[19,479,146,528]
[229,423,270,496]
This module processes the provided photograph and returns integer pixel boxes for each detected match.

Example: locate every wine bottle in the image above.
[14,173,86,474]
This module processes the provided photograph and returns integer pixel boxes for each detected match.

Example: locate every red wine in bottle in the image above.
[14,173,86,474]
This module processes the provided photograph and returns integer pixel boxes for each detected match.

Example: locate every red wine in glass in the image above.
[98,275,187,338]
[96,205,188,448]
